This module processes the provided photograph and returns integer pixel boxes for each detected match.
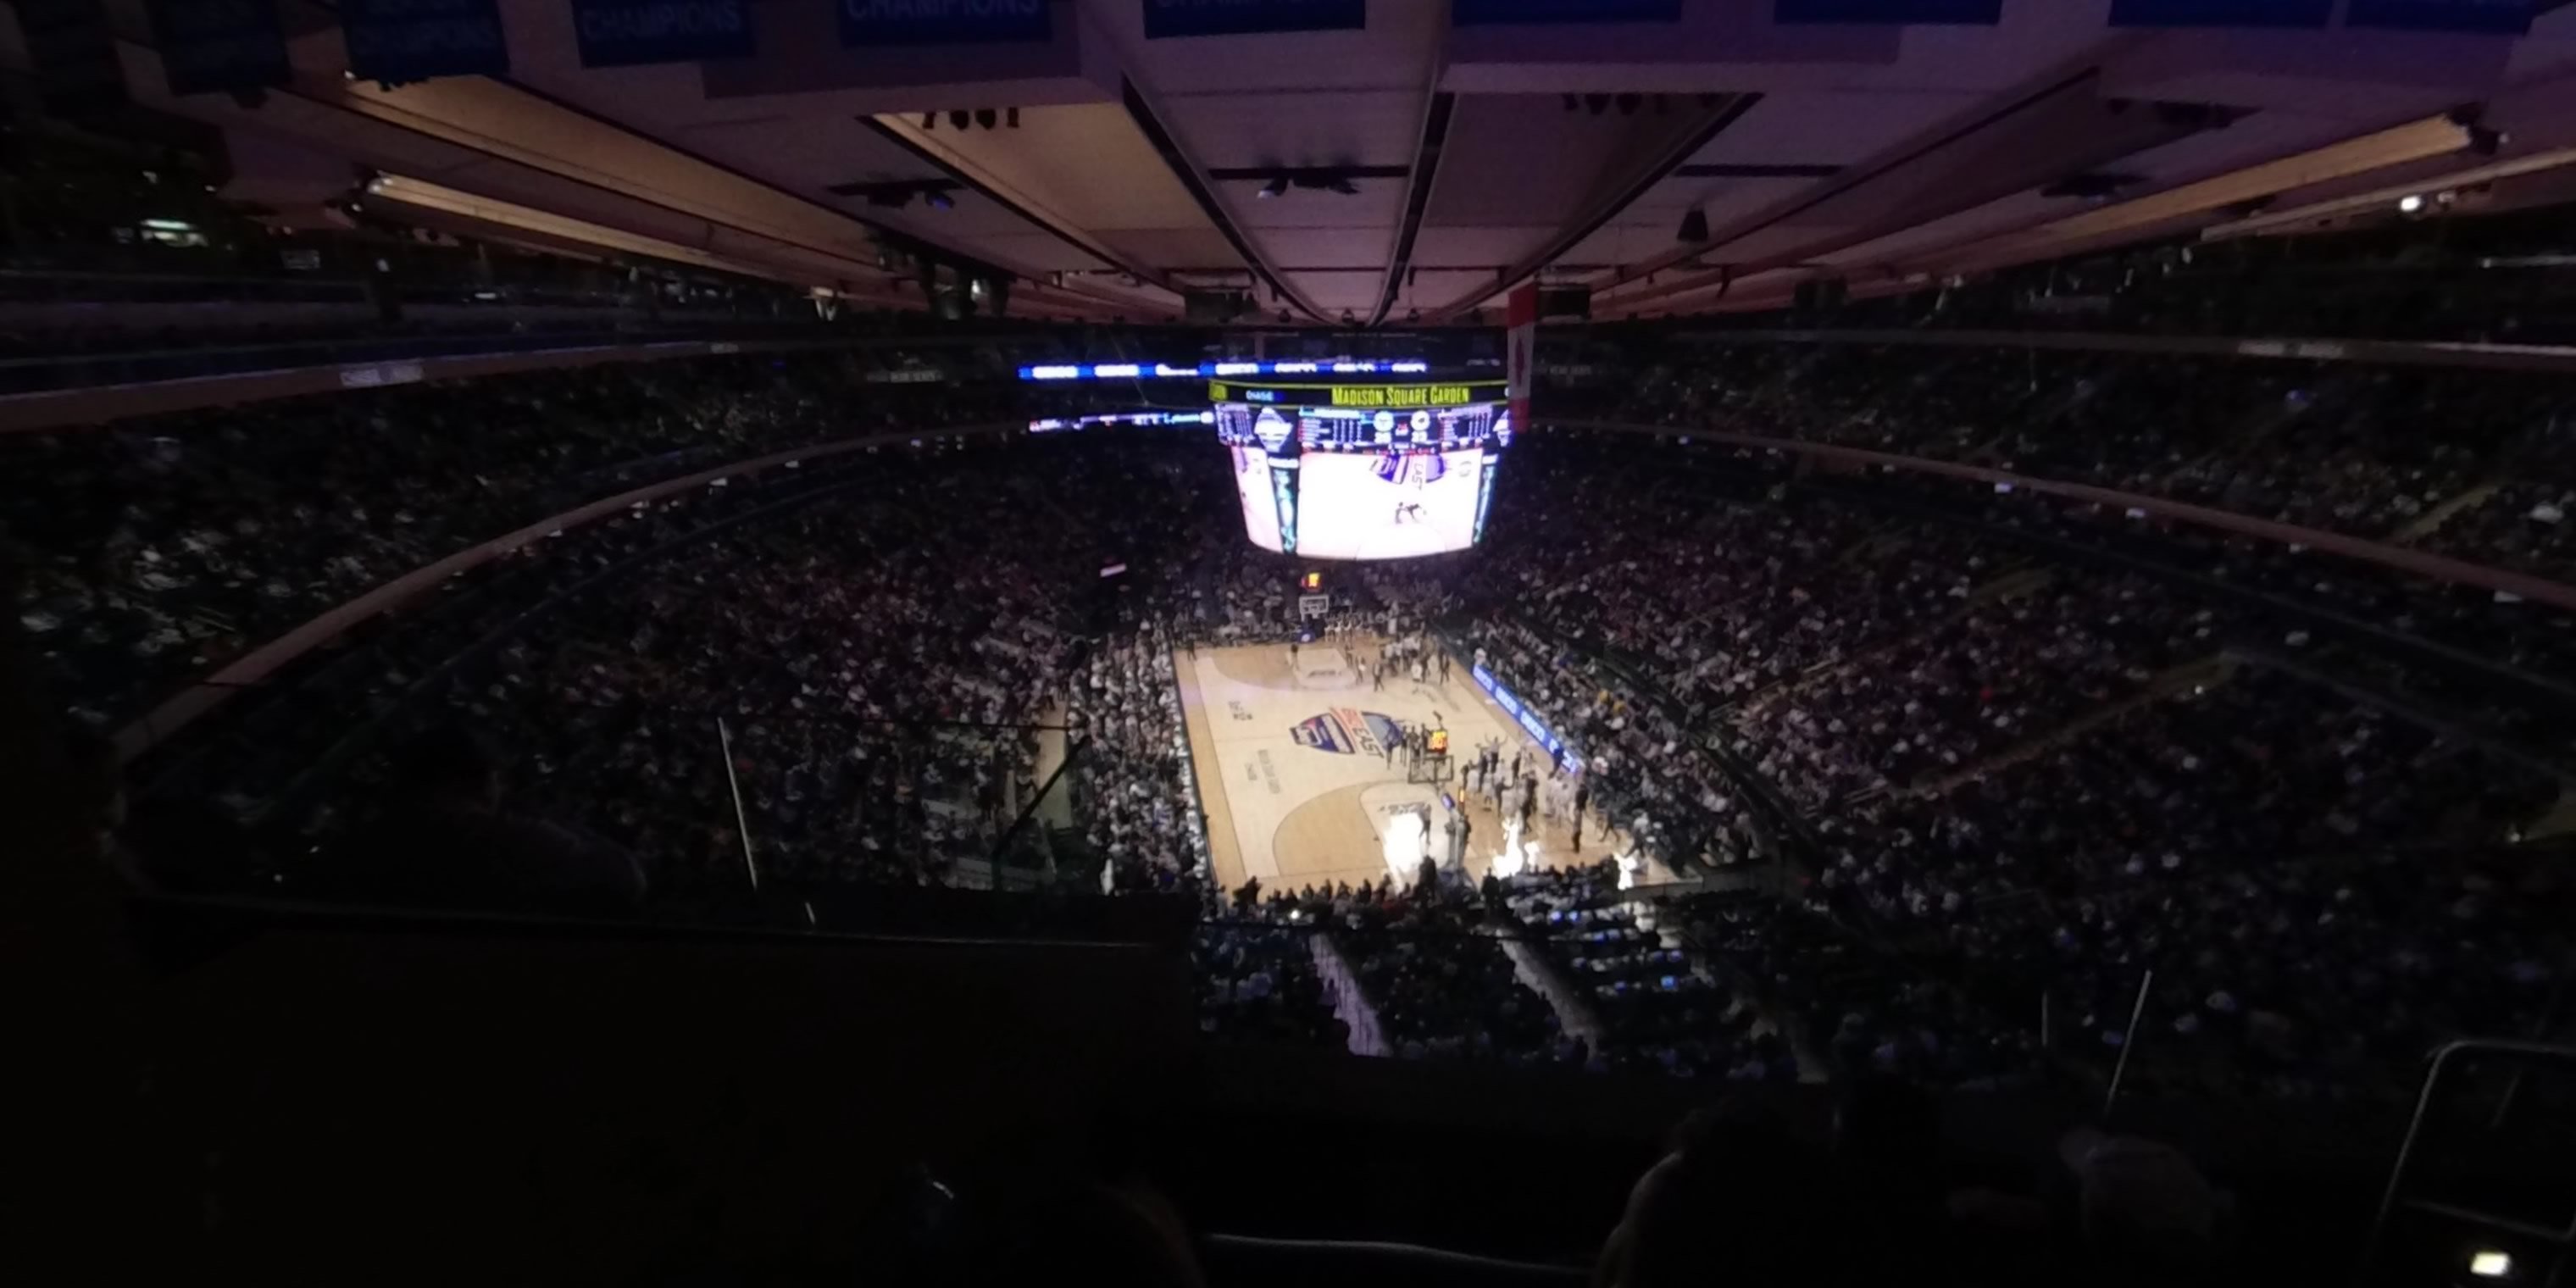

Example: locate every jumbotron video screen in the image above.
[1216,400,1510,560]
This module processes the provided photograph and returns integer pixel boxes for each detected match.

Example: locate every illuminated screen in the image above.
[1230,440,1285,553]
[1215,401,1509,560]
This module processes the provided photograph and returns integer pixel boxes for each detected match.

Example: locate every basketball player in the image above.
[1383,450,1433,527]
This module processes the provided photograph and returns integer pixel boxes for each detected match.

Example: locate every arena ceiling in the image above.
[20,1,2576,325]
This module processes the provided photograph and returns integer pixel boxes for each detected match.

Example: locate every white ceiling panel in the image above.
[1687,91,1983,169]
[92,0,2576,326]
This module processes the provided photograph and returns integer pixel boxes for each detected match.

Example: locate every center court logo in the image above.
[1289,708,1404,756]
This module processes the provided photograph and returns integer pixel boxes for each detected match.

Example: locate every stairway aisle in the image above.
[1309,931,1387,1058]
[1493,929,1606,1054]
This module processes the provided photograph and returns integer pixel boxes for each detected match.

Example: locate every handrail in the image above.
[0,333,890,433]
[1554,419,2576,612]
[112,421,1023,763]
[126,889,1181,952]
[1200,1233,1587,1285]
[1665,326,2576,375]
[2358,1038,2576,1285]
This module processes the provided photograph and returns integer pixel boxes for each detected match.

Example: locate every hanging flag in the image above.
[341,0,510,82]
[1775,0,2001,21]
[1505,281,1538,451]
[2108,0,2334,26]
[838,0,1052,46]
[2346,0,2531,33]
[569,0,757,67]
[1144,0,1365,38]
[1452,0,1681,24]
[147,0,291,96]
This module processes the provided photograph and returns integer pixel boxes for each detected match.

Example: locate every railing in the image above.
[1661,326,2576,375]
[0,319,813,395]
[0,332,884,434]
[1553,418,2576,612]
[2359,1039,2576,1287]
[114,422,1025,762]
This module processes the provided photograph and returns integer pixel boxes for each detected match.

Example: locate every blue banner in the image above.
[838,0,1052,45]
[1782,0,1999,19]
[1468,663,1578,769]
[1145,0,1365,37]
[1452,0,1680,24]
[2346,0,2530,32]
[2107,0,2332,25]
[147,0,290,95]
[341,0,509,81]
[1775,0,2000,20]
[569,0,755,66]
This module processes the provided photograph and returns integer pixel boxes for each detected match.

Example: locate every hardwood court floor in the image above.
[1174,639,1652,896]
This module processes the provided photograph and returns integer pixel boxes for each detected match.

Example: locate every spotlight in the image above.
[1678,208,1709,243]
[2398,193,2424,214]
[976,108,997,130]
[2468,125,2505,156]
[950,109,970,130]
[1341,308,1357,325]
[926,190,954,210]
[1258,175,1289,199]
[1585,94,1609,116]
[921,113,935,130]
[2468,1249,2512,1280]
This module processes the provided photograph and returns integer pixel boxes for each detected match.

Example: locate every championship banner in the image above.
[839,0,1052,46]
[1453,0,1680,22]
[570,0,757,67]
[147,0,291,95]
[341,0,509,82]
[2107,0,2332,26]
[1775,0,2001,21]
[1505,282,1538,443]
[2346,0,2531,33]
[1144,0,1366,38]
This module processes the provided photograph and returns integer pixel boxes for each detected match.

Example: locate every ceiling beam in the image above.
[858,113,1187,317]
[1118,75,1331,325]
[1424,92,1762,324]
[1368,91,1456,329]
[1584,68,2109,308]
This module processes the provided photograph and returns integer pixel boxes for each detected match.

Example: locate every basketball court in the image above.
[1174,638,1661,894]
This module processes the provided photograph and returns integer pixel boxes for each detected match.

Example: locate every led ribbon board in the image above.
[1208,380,1503,408]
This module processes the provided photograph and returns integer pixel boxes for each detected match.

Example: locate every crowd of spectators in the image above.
[1077,628,1207,894]
[1191,906,1348,1047]
[3,348,1155,731]
[1244,872,1565,1064]
[1496,860,1798,1080]
[1413,433,2570,1099]
[1555,340,2576,587]
[1739,573,2230,810]
[20,330,2570,1108]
